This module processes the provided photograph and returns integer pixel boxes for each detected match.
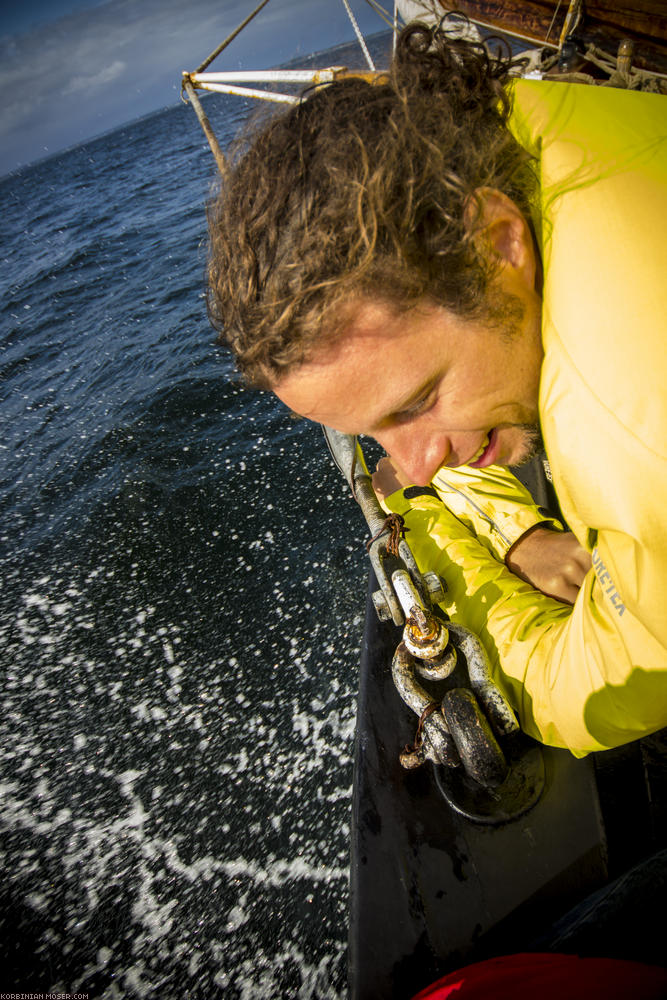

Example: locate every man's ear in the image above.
[465,187,536,285]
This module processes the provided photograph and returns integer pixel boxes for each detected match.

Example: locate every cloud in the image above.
[63,59,126,95]
[0,0,386,175]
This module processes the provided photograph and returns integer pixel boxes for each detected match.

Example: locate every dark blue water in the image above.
[0,33,391,998]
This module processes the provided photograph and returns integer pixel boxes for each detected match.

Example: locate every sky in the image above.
[0,0,387,176]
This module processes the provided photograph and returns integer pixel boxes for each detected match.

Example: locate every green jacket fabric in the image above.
[382,80,667,756]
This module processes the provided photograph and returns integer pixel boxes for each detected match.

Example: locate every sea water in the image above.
[0,32,392,998]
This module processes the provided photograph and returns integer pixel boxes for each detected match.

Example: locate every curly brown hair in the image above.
[207,23,537,388]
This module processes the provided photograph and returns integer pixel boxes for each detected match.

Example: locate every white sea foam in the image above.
[0,47,390,988]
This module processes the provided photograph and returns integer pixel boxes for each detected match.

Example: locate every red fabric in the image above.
[411,953,667,1000]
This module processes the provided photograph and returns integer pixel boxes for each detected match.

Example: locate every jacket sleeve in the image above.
[430,464,564,562]
[383,489,667,757]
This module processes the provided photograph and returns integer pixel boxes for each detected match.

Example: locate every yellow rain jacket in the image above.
[382,80,667,756]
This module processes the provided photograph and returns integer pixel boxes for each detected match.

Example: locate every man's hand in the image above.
[506,527,592,605]
[372,456,412,502]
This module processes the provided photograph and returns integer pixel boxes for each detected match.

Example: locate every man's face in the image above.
[274,289,544,487]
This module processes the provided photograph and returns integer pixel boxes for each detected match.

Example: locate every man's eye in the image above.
[396,388,436,422]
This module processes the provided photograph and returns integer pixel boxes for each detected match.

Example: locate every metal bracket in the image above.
[323,425,545,822]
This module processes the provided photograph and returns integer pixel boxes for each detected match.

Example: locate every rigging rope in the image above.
[195,0,272,74]
[342,0,376,70]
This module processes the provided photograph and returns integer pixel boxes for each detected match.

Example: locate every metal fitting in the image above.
[403,612,450,662]
[422,571,446,604]
[371,589,393,622]
[392,642,458,768]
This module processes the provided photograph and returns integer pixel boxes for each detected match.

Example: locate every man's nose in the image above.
[375,426,449,486]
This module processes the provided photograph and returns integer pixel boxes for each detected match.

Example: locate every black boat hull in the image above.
[349,585,609,1000]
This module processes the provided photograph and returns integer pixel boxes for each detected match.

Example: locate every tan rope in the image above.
[366,513,407,556]
[403,701,439,757]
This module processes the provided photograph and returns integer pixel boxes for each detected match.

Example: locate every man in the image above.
[207,24,667,755]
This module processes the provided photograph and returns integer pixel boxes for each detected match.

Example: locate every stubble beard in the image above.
[489,284,543,468]
[511,422,544,466]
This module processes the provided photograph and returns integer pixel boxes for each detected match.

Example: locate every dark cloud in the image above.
[0,0,385,176]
